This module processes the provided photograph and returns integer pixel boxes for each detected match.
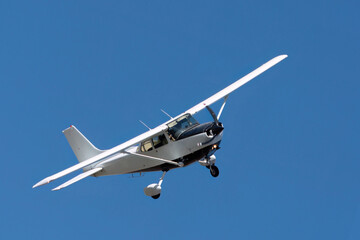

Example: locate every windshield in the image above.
[167,114,199,140]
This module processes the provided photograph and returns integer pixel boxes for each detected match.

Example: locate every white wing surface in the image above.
[52,167,103,191]
[33,125,167,188]
[185,55,288,115]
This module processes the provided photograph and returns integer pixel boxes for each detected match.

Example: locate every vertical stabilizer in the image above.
[63,125,104,162]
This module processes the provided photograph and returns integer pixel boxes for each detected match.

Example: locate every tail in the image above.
[63,125,104,162]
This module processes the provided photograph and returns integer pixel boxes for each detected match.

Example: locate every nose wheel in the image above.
[210,165,219,177]
[199,155,220,178]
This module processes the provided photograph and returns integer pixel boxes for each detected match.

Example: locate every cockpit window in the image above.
[167,114,199,140]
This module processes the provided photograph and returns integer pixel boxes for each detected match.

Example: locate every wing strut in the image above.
[52,167,103,191]
[124,151,182,167]
[217,95,229,120]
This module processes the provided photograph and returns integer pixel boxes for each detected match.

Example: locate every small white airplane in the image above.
[33,55,287,199]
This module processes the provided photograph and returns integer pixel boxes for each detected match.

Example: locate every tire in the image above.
[210,165,219,177]
[152,194,160,199]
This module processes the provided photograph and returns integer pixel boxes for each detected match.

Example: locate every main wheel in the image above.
[152,194,160,199]
[210,165,219,177]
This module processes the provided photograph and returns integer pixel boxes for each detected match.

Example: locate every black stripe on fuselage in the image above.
[128,140,222,173]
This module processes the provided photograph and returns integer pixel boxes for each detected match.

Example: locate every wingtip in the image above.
[268,54,288,65]
[276,54,288,60]
[32,178,51,188]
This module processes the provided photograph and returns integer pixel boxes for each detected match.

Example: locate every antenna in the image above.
[139,120,151,130]
[160,109,173,119]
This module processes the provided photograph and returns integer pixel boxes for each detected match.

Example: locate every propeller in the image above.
[206,106,220,126]
[205,105,224,138]
[200,106,224,145]
[205,95,228,126]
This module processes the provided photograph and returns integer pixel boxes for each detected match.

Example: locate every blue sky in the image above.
[1,1,359,239]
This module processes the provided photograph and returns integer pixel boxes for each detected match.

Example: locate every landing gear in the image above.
[210,165,219,177]
[198,155,220,177]
[144,171,167,199]
[152,194,160,199]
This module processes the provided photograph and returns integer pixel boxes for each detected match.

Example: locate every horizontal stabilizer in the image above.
[52,168,102,191]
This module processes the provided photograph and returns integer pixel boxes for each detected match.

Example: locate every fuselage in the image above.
[92,119,224,177]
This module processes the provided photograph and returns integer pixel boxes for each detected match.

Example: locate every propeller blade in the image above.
[206,106,220,125]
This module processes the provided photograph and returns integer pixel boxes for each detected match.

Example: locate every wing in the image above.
[52,167,103,191]
[33,125,167,188]
[185,55,288,115]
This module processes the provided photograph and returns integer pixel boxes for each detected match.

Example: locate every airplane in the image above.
[33,54,288,199]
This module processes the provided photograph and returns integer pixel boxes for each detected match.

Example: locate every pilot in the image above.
[168,132,176,141]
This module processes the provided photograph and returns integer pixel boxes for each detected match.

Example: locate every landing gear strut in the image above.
[199,155,220,177]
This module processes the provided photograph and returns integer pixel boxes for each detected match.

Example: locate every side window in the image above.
[140,134,168,152]
[140,139,153,152]
[152,134,168,149]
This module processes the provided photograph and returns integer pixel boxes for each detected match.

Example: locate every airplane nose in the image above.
[207,122,224,136]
